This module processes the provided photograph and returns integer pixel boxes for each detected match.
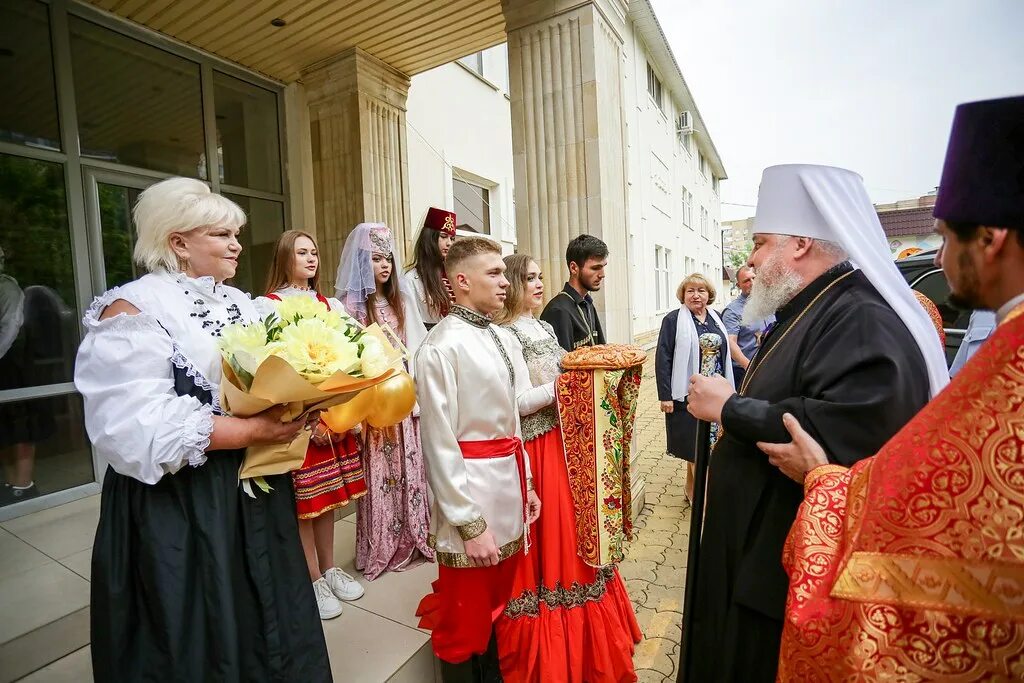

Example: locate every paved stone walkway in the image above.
[625,361,692,682]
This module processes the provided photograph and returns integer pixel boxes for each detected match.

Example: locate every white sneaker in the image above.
[323,567,365,601]
[313,577,344,619]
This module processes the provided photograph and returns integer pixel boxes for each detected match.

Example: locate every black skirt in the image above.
[90,361,331,682]
[665,399,699,463]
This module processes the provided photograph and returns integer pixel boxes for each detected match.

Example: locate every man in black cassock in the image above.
[684,163,948,682]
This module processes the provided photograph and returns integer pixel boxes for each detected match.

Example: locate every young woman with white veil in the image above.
[335,223,433,579]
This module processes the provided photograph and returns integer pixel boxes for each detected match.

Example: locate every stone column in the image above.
[504,0,646,520]
[302,48,412,293]
[503,0,631,344]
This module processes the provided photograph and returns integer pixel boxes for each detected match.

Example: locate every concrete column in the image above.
[302,48,412,293]
[503,0,631,344]
[504,0,644,520]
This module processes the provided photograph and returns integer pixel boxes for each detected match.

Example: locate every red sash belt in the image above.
[458,437,529,547]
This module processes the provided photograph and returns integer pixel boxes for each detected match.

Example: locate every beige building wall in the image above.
[624,1,726,341]
[405,45,517,255]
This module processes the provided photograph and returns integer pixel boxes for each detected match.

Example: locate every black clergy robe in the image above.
[686,262,931,682]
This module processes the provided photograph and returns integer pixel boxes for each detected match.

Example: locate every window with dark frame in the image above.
[0,0,290,509]
[646,62,663,111]
[453,176,491,235]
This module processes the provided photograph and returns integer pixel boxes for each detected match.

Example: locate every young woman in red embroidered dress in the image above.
[257,230,366,620]
[494,254,641,683]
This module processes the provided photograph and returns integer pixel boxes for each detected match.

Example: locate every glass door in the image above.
[83,169,156,293]
[83,170,287,295]
[0,154,93,514]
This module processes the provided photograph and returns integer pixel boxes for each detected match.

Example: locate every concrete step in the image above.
[2,495,441,683]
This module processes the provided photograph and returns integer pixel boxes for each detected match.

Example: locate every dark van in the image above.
[895,249,970,366]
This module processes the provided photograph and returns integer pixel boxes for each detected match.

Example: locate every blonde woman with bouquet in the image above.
[335,223,434,579]
[74,178,330,681]
[256,230,367,620]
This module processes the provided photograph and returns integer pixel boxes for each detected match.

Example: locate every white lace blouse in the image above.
[74,270,259,485]
[506,316,560,417]
[506,316,564,441]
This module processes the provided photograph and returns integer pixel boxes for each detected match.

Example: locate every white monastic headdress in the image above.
[753,164,949,398]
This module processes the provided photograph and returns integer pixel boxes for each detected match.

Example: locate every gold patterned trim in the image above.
[804,464,848,493]
[831,551,1024,619]
[450,304,492,329]
[503,566,616,619]
[429,534,524,568]
[1001,301,1024,325]
[457,517,488,541]
[295,493,365,520]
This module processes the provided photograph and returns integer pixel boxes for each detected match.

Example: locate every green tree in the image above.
[0,154,76,307]
[727,244,752,269]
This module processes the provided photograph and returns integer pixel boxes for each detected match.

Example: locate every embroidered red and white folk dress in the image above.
[256,287,367,519]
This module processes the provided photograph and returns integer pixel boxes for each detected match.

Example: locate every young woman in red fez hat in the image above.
[405,207,457,330]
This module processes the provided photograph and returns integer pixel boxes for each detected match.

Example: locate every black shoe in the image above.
[439,658,477,683]
[477,632,503,683]
[438,650,504,683]
[1,483,39,505]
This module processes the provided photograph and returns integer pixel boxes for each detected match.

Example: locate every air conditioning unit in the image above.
[676,111,693,135]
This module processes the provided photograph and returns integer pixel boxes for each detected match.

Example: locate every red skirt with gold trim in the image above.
[292,432,366,520]
[496,427,641,683]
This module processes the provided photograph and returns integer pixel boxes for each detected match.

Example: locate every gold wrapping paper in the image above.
[220,323,402,479]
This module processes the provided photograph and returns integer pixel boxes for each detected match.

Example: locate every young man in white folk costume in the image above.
[414,236,543,682]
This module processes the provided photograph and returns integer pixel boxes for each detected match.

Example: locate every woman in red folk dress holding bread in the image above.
[494,254,641,683]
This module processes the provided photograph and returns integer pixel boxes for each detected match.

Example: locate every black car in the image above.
[895,249,970,366]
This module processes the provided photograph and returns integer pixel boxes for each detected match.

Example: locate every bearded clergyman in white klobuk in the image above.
[683,164,949,682]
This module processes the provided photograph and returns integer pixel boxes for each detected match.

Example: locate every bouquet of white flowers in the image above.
[218,295,405,485]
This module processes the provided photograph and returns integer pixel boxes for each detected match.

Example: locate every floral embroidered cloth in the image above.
[777,305,1024,681]
[556,344,646,566]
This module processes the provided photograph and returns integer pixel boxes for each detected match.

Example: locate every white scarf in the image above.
[670,306,736,401]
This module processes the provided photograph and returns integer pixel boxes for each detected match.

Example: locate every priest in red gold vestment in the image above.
[760,96,1024,681]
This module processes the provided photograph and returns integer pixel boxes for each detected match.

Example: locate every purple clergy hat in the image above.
[933,95,1024,231]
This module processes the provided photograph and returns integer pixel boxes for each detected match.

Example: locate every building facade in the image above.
[1,0,294,521]
[406,46,518,254]
[876,192,940,258]
[0,0,725,534]
[1,2,733,674]
[404,0,728,343]
[624,0,726,343]
[723,216,755,261]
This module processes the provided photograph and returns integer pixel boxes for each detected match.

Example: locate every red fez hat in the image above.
[424,207,456,237]
[934,96,1024,231]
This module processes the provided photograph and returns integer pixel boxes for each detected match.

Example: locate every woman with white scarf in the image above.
[655,273,735,502]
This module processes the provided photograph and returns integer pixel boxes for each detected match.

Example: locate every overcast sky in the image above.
[649,0,1024,221]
